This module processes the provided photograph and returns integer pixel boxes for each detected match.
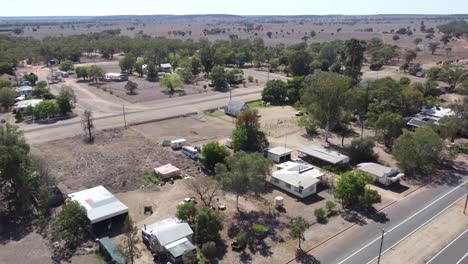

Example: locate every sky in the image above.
[1,0,467,17]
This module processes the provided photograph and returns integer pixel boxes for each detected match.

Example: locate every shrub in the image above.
[251,224,268,239]
[247,76,254,82]
[235,232,248,249]
[362,189,382,208]
[201,142,230,171]
[314,208,327,223]
[325,201,336,214]
[201,241,217,258]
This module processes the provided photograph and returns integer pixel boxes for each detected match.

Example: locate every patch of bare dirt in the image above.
[34,127,203,193]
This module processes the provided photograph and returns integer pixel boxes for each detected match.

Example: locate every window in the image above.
[285,183,291,189]
[273,178,279,184]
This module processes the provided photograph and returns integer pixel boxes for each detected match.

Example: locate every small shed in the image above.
[356,162,404,186]
[298,145,349,166]
[160,63,173,73]
[68,186,129,224]
[267,146,292,163]
[97,237,126,264]
[104,73,128,82]
[154,164,182,180]
[224,101,248,117]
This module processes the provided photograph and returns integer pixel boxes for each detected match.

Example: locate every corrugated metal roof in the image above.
[165,237,196,258]
[298,145,349,164]
[142,218,193,246]
[407,118,427,128]
[98,237,126,264]
[68,186,128,224]
[268,146,292,156]
[356,162,400,178]
[227,101,247,112]
[272,168,322,188]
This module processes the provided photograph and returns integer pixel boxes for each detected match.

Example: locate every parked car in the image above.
[295,111,304,116]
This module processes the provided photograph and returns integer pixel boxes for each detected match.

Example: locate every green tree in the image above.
[288,50,311,76]
[289,217,310,250]
[413,38,423,46]
[200,46,214,73]
[146,62,158,82]
[34,100,58,119]
[231,109,269,152]
[347,137,377,165]
[119,53,136,73]
[0,62,15,75]
[134,58,145,77]
[190,55,202,76]
[125,80,138,95]
[0,87,18,109]
[373,111,404,147]
[58,60,74,71]
[392,127,445,177]
[176,202,197,226]
[195,207,223,243]
[161,74,184,94]
[342,39,366,83]
[178,59,194,83]
[251,224,268,240]
[23,72,38,86]
[402,49,417,65]
[215,152,271,210]
[428,42,440,55]
[302,72,352,142]
[88,65,105,83]
[209,66,227,91]
[75,66,89,80]
[437,63,467,90]
[0,77,12,88]
[262,80,288,105]
[55,86,76,115]
[286,76,305,104]
[201,142,230,171]
[335,171,378,209]
[201,241,217,259]
[51,201,90,259]
[401,86,424,115]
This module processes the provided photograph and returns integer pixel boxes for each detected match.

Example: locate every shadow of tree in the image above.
[296,249,321,264]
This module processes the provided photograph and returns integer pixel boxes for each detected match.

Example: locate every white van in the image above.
[170,139,187,150]
[182,146,199,159]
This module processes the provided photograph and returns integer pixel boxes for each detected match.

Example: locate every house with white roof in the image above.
[270,161,324,198]
[356,162,404,186]
[15,85,33,96]
[141,218,195,263]
[68,186,129,224]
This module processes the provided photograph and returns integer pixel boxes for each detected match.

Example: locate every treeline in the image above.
[0,30,401,78]
[438,20,468,38]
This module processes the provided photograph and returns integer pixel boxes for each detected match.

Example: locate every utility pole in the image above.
[122,104,127,128]
[377,228,385,264]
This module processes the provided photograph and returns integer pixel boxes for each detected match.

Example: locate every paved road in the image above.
[312,174,468,264]
[23,87,263,144]
[427,228,468,264]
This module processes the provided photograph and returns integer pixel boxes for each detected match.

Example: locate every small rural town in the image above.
[0,1,467,264]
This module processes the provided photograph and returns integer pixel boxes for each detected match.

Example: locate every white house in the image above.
[141,218,195,263]
[267,146,292,163]
[225,101,249,117]
[356,162,404,186]
[270,161,324,198]
[68,186,129,224]
[15,85,33,96]
[12,99,42,112]
[298,145,350,166]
